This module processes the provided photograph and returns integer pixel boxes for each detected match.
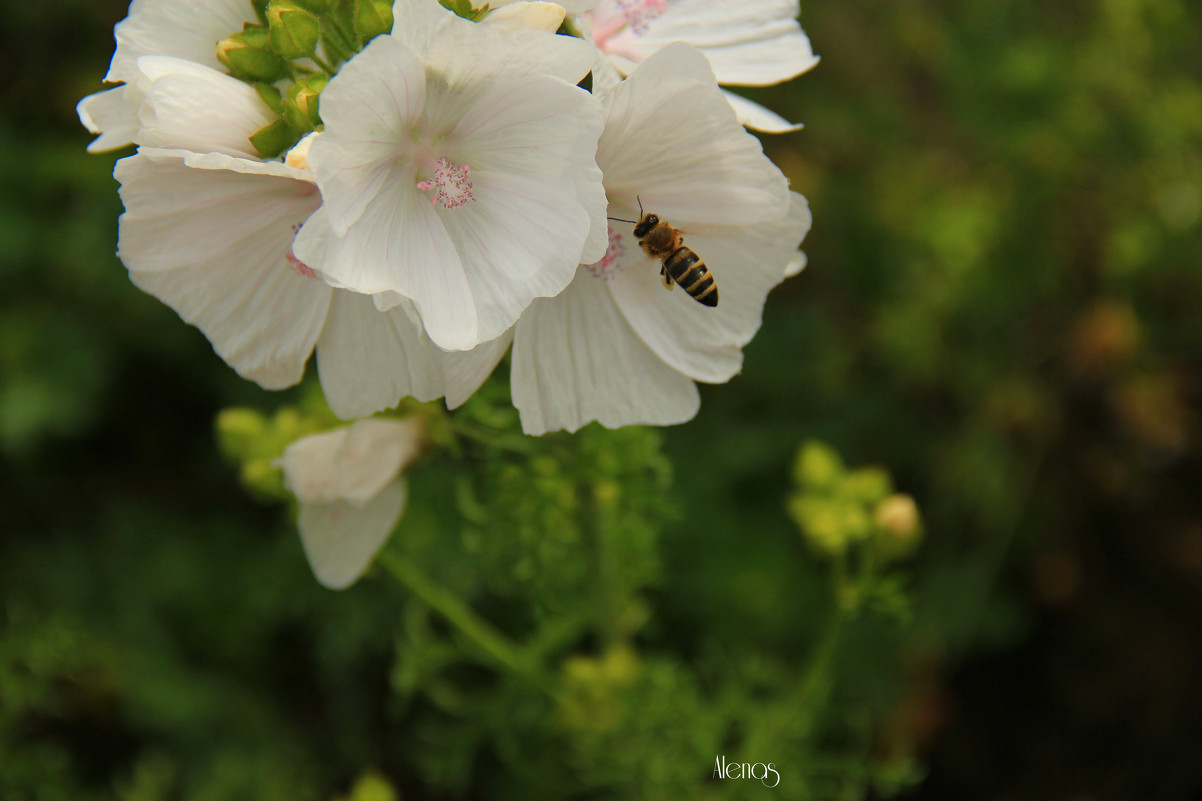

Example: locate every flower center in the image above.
[416,157,476,209]
[589,0,668,45]
[616,0,667,35]
[583,227,626,280]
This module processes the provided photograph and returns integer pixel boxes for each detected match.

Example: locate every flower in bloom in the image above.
[292,0,610,352]
[509,43,812,434]
[578,0,820,132]
[279,417,425,589]
[77,0,255,152]
[115,56,507,415]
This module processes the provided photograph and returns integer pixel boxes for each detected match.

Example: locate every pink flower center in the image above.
[590,0,668,46]
[416,157,475,209]
[583,227,626,280]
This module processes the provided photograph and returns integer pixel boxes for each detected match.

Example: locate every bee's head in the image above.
[633,214,658,238]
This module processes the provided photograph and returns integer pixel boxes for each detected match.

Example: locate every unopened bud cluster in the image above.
[218,0,395,156]
[787,440,922,560]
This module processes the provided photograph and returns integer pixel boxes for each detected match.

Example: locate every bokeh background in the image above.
[3,0,1202,799]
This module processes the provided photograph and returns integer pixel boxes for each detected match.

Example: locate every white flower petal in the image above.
[106,0,252,83]
[610,0,819,86]
[784,250,807,278]
[607,192,811,382]
[597,43,790,225]
[316,291,507,418]
[512,271,700,434]
[392,0,596,85]
[133,57,276,158]
[115,150,328,389]
[77,86,140,153]
[483,1,566,32]
[305,36,424,235]
[444,330,514,409]
[281,418,424,505]
[295,183,479,351]
[493,0,597,10]
[298,479,407,590]
[722,89,803,133]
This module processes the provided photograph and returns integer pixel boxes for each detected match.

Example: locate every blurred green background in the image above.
[3,0,1202,799]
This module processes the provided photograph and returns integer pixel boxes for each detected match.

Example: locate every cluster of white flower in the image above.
[81,0,816,587]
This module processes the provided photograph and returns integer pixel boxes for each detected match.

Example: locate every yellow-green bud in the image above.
[439,0,491,22]
[283,73,328,132]
[254,82,284,115]
[843,466,892,504]
[215,407,267,460]
[268,1,322,60]
[793,440,845,490]
[354,0,394,40]
[250,118,300,159]
[216,25,291,83]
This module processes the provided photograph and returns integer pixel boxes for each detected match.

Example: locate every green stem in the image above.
[378,551,547,689]
[309,52,338,76]
[580,481,621,648]
[740,553,850,761]
[449,420,538,454]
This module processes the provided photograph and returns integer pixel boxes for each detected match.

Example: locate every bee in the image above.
[610,198,718,307]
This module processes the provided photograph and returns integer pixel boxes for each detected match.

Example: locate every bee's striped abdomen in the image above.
[665,247,719,307]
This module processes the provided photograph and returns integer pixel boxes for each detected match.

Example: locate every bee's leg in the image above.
[660,265,674,290]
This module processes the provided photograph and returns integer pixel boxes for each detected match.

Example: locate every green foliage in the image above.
[7,0,1202,798]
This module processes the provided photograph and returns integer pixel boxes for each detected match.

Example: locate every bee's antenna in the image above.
[608,195,645,225]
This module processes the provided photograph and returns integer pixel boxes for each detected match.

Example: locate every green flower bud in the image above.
[267,1,322,60]
[843,466,892,504]
[439,0,491,22]
[283,72,328,132]
[354,0,394,40]
[215,407,267,461]
[292,0,334,11]
[250,118,300,159]
[254,82,284,115]
[217,25,292,83]
[793,440,845,490]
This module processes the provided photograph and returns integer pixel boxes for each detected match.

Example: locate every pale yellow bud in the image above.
[874,493,920,541]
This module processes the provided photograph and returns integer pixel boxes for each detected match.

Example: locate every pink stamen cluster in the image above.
[584,227,626,280]
[615,0,667,36]
[416,157,475,209]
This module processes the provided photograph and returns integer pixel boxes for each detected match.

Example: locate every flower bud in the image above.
[793,440,844,490]
[250,118,300,159]
[354,0,394,41]
[874,493,920,541]
[254,82,284,115]
[283,73,328,133]
[217,25,292,83]
[268,1,322,60]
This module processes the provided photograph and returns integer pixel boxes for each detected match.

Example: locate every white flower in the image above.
[481,1,569,32]
[279,417,425,589]
[577,0,820,132]
[292,0,609,352]
[77,0,255,152]
[115,57,506,413]
[509,43,812,434]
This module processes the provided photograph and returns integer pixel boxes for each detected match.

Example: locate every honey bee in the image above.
[610,198,718,307]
